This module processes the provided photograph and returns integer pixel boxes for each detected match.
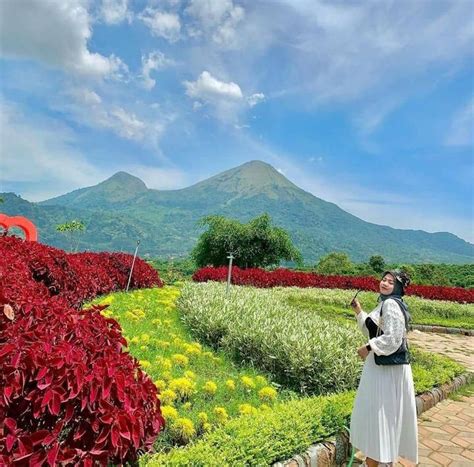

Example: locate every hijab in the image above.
[378,270,412,330]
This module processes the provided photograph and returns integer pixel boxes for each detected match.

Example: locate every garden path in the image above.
[353,331,474,466]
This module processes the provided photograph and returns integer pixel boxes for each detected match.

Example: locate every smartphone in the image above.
[349,289,363,308]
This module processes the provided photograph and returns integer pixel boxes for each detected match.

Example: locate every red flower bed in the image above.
[0,237,165,465]
[193,266,474,303]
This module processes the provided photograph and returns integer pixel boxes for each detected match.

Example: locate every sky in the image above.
[0,0,473,243]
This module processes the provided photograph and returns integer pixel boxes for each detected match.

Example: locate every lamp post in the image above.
[226,252,235,298]
[126,240,141,292]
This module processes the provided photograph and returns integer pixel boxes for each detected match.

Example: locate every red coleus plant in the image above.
[193,266,474,303]
[0,237,165,465]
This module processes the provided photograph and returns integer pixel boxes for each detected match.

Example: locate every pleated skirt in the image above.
[349,352,418,464]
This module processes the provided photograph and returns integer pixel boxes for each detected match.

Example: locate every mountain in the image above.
[2,161,473,263]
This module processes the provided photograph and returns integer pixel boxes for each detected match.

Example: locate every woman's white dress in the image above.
[350,299,418,464]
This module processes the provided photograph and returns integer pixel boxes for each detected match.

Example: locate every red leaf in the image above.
[4,417,17,433]
[6,434,16,452]
[47,442,59,466]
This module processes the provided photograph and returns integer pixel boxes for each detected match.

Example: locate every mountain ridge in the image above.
[3,160,473,263]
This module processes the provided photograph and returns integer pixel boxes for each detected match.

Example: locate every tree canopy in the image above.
[315,251,355,275]
[192,213,302,268]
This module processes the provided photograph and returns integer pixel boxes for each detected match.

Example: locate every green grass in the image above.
[90,286,297,452]
[286,290,474,330]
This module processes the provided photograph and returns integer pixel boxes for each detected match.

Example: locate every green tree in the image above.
[369,255,386,273]
[56,220,86,252]
[192,213,302,268]
[399,264,417,282]
[316,252,355,275]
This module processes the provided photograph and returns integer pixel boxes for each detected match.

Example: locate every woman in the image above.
[349,270,418,466]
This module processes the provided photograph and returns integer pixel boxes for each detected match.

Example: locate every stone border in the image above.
[409,324,473,336]
[273,372,474,467]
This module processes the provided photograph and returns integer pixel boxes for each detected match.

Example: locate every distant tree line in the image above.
[150,213,473,288]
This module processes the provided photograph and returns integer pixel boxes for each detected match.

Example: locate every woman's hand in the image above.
[357,345,369,361]
[351,298,362,314]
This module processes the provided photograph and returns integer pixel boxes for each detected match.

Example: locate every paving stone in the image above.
[428,451,451,465]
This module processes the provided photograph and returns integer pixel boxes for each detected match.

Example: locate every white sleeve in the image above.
[369,299,405,356]
[356,310,369,337]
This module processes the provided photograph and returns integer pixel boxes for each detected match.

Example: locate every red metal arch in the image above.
[0,214,38,242]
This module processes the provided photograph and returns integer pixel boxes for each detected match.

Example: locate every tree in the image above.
[316,252,355,275]
[56,220,86,252]
[192,213,302,268]
[369,255,385,273]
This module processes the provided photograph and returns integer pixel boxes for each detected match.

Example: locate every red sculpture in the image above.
[0,214,38,241]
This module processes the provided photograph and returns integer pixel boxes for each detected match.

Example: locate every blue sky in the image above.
[1,0,473,242]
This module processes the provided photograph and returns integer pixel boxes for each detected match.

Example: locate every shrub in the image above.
[193,266,474,303]
[0,237,165,465]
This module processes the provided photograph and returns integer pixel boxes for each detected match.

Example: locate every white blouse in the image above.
[356,299,407,356]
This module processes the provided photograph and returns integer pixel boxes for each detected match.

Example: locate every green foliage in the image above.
[191,213,302,268]
[178,282,365,395]
[143,392,355,467]
[150,257,196,284]
[56,219,86,252]
[411,347,465,394]
[316,252,355,275]
[368,255,385,273]
[285,288,474,330]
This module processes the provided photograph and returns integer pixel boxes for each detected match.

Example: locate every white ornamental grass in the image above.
[177,283,365,395]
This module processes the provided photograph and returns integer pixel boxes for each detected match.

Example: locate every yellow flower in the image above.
[213,407,229,424]
[171,354,189,367]
[170,418,196,443]
[161,405,178,421]
[162,371,172,382]
[202,422,212,433]
[173,337,184,346]
[139,360,152,370]
[183,343,202,357]
[184,370,196,380]
[241,376,255,390]
[255,376,267,387]
[182,402,192,410]
[198,412,208,424]
[159,389,177,405]
[239,404,258,416]
[139,345,149,351]
[130,336,140,345]
[202,381,218,396]
[163,319,172,327]
[141,333,151,344]
[152,318,162,326]
[168,378,196,400]
[154,379,167,391]
[258,386,277,403]
[225,379,236,391]
[156,357,172,371]
[259,404,271,411]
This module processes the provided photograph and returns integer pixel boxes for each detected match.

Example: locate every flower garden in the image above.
[1,237,472,466]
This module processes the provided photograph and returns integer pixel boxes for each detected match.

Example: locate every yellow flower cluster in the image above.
[171,353,189,367]
[240,376,255,390]
[258,386,277,402]
[239,404,258,416]
[213,407,229,424]
[225,379,236,391]
[202,381,217,396]
[125,308,145,322]
[168,377,196,400]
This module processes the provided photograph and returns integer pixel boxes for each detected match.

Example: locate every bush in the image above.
[193,266,474,303]
[0,237,165,465]
[143,392,355,466]
[178,283,364,395]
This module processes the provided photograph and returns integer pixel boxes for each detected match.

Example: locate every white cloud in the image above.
[60,87,167,146]
[100,0,131,25]
[139,8,181,42]
[247,93,265,107]
[445,98,474,147]
[0,0,127,78]
[184,71,243,101]
[185,0,245,46]
[140,51,175,90]
[183,71,248,122]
